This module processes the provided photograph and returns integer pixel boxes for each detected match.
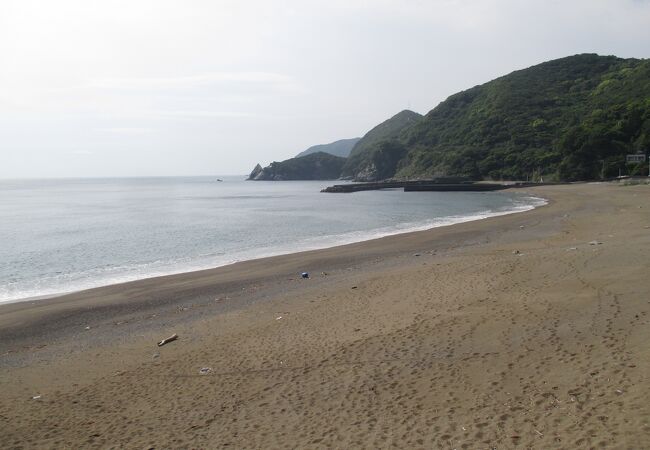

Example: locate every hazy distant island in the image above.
[249,54,650,182]
[295,137,361,158]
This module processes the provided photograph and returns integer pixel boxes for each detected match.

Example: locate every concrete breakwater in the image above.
[321,180,512,193]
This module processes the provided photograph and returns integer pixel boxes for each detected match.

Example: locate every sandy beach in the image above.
[1,183,649,449]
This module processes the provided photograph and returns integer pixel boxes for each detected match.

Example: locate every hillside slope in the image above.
[341,110,423,181]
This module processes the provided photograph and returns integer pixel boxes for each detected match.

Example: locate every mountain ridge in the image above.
[247,54,650,182]
[344,54,650,181]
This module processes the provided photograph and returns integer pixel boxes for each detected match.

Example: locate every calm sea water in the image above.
[0,176,545,303]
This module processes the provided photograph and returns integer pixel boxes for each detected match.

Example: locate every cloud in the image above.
[94,127,155,135]
[154,110,258,119]
[317,0,650,31]
[1,71,305,121]
[1,0,649,178]
[66,150,94,156]
[86,72,304,93]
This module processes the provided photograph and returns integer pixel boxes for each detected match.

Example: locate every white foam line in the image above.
[0,195,547,304]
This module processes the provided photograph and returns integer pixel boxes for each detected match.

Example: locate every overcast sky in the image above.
[1,0,649,178]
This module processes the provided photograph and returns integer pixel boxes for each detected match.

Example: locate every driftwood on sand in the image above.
[157,333,178,347]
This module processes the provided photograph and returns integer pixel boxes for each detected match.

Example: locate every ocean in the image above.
[0,176,545,303]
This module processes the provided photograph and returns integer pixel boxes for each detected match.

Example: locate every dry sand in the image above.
[1,183,650,449]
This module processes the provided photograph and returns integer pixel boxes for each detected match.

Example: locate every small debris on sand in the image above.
[157,334,178,347]
[589,241,603,245]
[199,367,212,375]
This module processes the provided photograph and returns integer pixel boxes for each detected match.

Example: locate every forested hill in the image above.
[344,54,650,181]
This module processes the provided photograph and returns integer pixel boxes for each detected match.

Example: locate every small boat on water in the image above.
[216,179,223,182]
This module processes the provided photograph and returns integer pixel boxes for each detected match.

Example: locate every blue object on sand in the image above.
[301,272,309,279]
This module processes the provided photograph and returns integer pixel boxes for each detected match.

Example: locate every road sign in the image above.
[626,154,646,163]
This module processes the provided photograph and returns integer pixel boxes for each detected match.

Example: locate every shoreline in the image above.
[1,191,546,305]
[1,188,550,356]
[3,183,650,448]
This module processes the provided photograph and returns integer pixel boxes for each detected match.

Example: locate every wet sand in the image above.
[1,183,649,448]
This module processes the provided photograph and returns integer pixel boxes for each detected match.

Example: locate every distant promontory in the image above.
[247,152,347,181]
